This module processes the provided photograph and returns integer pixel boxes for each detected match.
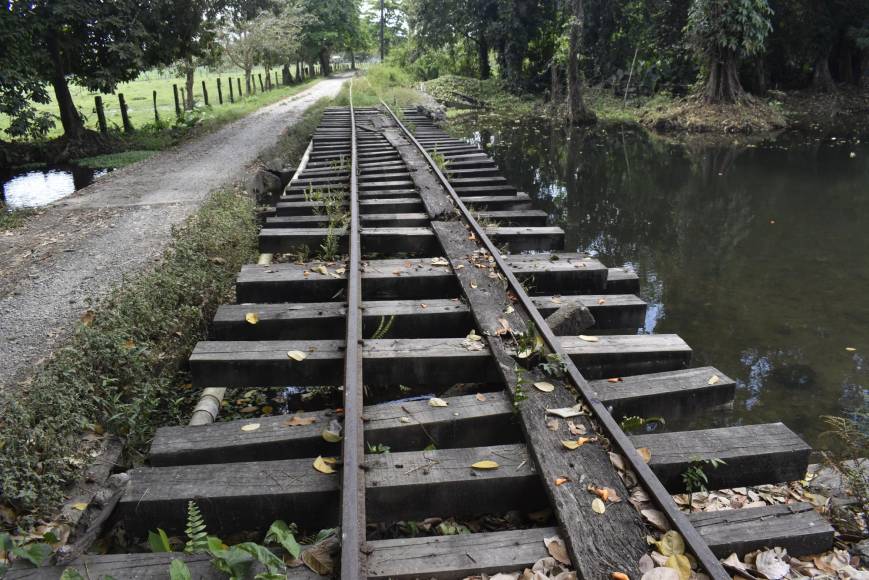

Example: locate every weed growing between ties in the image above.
[0,188,257,526]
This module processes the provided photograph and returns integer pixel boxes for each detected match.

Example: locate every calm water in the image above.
[1,165,110,209]
[450,116,868,448]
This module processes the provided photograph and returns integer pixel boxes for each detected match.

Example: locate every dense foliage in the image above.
[400,0,869,106]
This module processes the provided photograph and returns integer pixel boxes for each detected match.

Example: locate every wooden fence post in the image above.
[274,71,279,87]
[201,80,209,106]
[258,73,264,92]
[180,88,186,110]
[152,90,160,123]
[118,93,133,133]
[95,96,108,134]
[237,78,242,99]
[228,78,234,103]
[217,78,223,105]
[173,84,181,118]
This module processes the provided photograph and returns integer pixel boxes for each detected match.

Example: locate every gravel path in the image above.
[0,75,347,392]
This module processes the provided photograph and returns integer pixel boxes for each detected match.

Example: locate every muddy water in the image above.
[449,115,868,448]
[1,165,110,209]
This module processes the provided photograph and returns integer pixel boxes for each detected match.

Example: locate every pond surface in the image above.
[449,115,868,449]
[1,165,110,209]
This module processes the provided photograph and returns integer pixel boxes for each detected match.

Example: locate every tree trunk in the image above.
[550,62,562,104]
[296,61,302,82]
[282,64,291,85]
[567,0,595,125]
[478,35,490,80]
[351,49,356,70]
[47,36,86,139]
[319,49,330,76]
[185,61,195,110]
[703,55,746,103]
[245,68,252,96]
[812,53,835,93]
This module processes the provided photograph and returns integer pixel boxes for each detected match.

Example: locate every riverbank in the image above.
[423,75,869,138]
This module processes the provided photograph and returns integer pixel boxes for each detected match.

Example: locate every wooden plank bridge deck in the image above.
[16,87,834,579]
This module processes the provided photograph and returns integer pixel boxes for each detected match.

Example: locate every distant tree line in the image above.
[398,0,869,110]
[0,0,373,141]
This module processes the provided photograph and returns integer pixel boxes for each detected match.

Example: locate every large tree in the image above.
[2,0,177,140]
[407,0,497,80]
[686,0,773,103]
[298,0,362,74]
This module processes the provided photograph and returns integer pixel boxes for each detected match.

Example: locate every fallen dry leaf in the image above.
[845,347,857,352]
[429,397,448,407]
[562,437,595,450]
[241,423,260,432]
[80,310,95,326]
[288,350,307,361]
[544,536,570,566]
[475,393,487,402]
[471,460,499,470]
[470,280,478,289]
[546,418,560,431]
[534,381,555,393]
[755,549,790,580]
[70,502,88,511]
[640,568,679,580]
[284,415,317,427]
[611,573,629,580]
[546,404,585,418]
[567,421,586,436]
[313,456,335,474]
[431,257,449,267]
[665,554,691,580]
[707,374,720,385]
[245,312,259,325]
[555,477,570,486]
[591,498,606,514]
[636,447,652,463]
[578,335,599,342]
[313,265,328,276]
[607,377,622,383]
[641,509,670,531]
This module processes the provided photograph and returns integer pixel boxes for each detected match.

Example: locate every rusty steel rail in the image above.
[380,100,730,580]
[340,80,365,579]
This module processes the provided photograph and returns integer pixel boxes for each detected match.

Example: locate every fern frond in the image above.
[184,500,209,554]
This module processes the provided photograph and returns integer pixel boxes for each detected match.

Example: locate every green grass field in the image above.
[1,66,318,140]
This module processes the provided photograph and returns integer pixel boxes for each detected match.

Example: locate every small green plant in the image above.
[371,315,395,339]
[512,365,529,405]
[539,353,568,378]
[821,408,868,531]
[367,442,391,454]
[184,501,209,553]
[514,322,545,362]
[0,533,52,573]
[682,457,726,507]
[319,224,341,261]
[430,147,449,175]
[619,415,666,433]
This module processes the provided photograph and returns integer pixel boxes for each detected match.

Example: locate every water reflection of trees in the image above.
[450,114,869,447]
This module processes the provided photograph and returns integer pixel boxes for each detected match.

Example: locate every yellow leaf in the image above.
[335,267,346,275]
[313,265,328,275]
[555,477,569,486]
[322,430,342,443]
[284,415,317,427]
[470,280,478,289]
[666,554,691,580]
[288,350,307,361]
[846,347,857,352]
[313,456,334,474]
[534,381,555,393]
[261,405,273,414]
[71,502,88,511]
[471,460,499,470]
[579,335,599,342]
[611,573,629,580]
[429,397,448,407]
[591,498,606,514]
[636,447,652,463]
[707,374,720,385]
[245,312,259,325]
[562,440,581,450]
[475,393,487,402]
[655,531,686,556]
[241,423,260,432]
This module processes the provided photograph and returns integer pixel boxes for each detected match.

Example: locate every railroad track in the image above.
[18,84,835,579]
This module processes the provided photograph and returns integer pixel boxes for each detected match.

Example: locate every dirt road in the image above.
[0,75,347,392]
